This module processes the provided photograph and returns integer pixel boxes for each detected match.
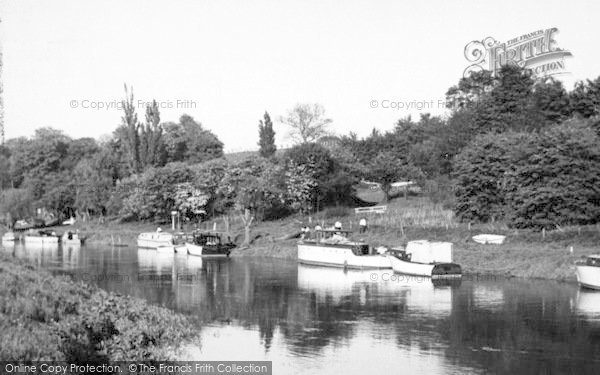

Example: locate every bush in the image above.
[505,123,600,229]
[0,254,196,361]
[453,131,534,223]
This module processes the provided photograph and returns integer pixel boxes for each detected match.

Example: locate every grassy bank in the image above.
[230,197,598,282]
[4,196,596,282]
[0,252,198,361]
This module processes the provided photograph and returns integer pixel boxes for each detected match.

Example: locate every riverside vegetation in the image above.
[1,66,600,280]
[0,252,198,361]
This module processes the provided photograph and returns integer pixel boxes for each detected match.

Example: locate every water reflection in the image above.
[576,289,600,321]
[2,244,600,374]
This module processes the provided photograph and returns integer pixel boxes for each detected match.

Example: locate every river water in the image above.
[2,243,600,374]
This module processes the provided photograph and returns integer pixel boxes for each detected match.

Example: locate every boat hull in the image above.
[472,234,506,245]
[576,265,600,290]
[297,243,391,269]
[24,236,60,247]
[185,243,229,257]
[387,254,462,278]
[137,232,174,249]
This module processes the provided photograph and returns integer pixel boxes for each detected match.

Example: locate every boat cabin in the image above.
[582,255,600,267]
[302,229,370,255]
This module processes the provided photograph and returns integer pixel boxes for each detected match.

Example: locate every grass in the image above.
[0,252,199,361]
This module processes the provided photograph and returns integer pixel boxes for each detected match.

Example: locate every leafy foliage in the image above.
[258,111,276,157]
[0,253,196,361]
[504,122,600,229]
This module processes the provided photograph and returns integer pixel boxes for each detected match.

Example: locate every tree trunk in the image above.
[240,208,254,246]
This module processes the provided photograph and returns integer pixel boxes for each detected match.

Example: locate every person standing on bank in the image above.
[359,217,368,233]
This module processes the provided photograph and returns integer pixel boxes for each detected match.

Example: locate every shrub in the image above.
[505,123,600,229]
[453,131,534,223]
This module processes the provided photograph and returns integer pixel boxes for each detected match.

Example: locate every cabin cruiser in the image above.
[575,255,600,290]
[137,228,174,249]
[24,230,60,246]
[385,240,462,278]
[297,229,391,269]
[185,232,235,257]
[62,231,85,246]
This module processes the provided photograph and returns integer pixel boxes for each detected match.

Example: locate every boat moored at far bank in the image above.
[575,255,600,290]
[386,240,462,278]
[137,229,174,249]
[297,229,391,269]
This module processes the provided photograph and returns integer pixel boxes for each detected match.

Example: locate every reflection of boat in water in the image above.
[386,241,462,278]
[575,255,600,290]
[297,230,391,269]
[137,248,175,276]
[472,285,505,311]
[575,289,600,319]
[297,264,454,313]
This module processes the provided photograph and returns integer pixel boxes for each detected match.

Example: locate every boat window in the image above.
[587,258,600,267]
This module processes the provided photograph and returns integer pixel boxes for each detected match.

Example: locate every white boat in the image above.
[184,232,234,257]
[61,231,84,246]
[186,242,203,256]
[472,234,506,244]
[137,230,174,249]
[297,229,391,269]
[385,240,462,278]
[24,231,60,246]
[2,231,17,244]
[575,255,600,290]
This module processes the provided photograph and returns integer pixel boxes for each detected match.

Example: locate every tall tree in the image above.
[258,111,276,157]
[280,103,332,144]
[120,85,141,173]
[139,100,166,169]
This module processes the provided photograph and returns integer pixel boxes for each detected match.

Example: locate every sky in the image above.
[1,0,599,152]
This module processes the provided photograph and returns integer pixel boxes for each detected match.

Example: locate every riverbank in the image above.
[0,252,199,361]
[231,223,597,282]
[3,195,597,282]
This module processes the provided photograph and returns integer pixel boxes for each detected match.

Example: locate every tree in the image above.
[505,121,600,229]
[280,103,332,144]
[163,115,224,164]
[119,85,141,173]
[453,131,534,223]
[139,100,166,169]
[570,77,600,118]
[473,65,538,133]
[258,111,276,157]
[366,151,423,202]
[531,77,572,125]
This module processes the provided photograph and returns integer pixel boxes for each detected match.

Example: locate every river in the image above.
[3,243,600,374]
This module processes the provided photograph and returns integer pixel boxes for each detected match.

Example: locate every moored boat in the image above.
[297,229,391,269]
[24,230,60,246]
[61,231,85,246]
[385,240,461,278]
[472,234,506,244]
[2,231,17,244]
[185,232,235,257]
[137,229,174,249]
[575,255,600,290]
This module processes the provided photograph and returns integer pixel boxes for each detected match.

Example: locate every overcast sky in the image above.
[1,0,599,151]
